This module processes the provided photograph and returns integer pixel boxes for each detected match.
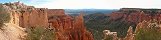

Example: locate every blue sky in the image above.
[0,0,161,9]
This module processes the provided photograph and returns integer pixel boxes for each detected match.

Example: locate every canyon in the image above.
[84,8,161,40]
[1,1,161,40]
[102,8,161,40]
[109,8,161,25]
[0,2,93,40]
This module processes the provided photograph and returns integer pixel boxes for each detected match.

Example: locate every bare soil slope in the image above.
[0,23,25,40]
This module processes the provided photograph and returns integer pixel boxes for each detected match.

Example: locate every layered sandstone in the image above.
[1,2,49,27]
[19,8,49,27]
[1,1,94,40]
[105,8,161,40]
[123,20,161,40]
[0,2,26,40]
[109,8,161,25]
[135,19,161,33]
[49,13,94,40]
[103,30,118,40]
[47,9,65,17]
[124,26,135,40]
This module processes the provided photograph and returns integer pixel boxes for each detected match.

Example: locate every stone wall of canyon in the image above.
[48,13,93,40]
[1,2,94,40]
[105,8,161,40]
[19,8,49,27]
[109,8,161,25]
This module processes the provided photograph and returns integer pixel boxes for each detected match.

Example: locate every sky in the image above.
[0,0,161,9]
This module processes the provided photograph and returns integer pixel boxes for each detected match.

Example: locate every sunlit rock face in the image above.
[124,20,161,40]
[0,2,49,27]
[49,13,94,40]
[103,8,161,40]
[124,26,135,40]
[135,19,161,33]
[109,8,161,25]
[103,30,118,40]
[1,2,94,40]
[47,9,65,17]
[0,2,21,26]
[19,8,49,27]
[0,2,26,40]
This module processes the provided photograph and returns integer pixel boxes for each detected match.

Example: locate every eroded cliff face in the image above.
[104,8,161,40]
[1,2,49,27]
[19,8,49,27]
[110,8,161,31]
[48,13,93,40]
[1,2,94,40]
[103,30,118,40]
[122,20,161,40]
[0,2,26,40]
[109,8,161,25]
[0,2,20,25]
[124,26,134,40]
[47,9,65,17]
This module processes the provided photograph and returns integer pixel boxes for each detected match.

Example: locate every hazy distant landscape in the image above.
[0,0,161,40]
[65,9,118,14]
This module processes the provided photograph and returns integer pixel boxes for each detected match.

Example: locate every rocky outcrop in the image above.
[104,8,161,40]
[19,8,49,27]
[47,9,65,17]
[123,20,161,40]
[1,2,49,28]
[134,20,161,40]
[134,20,149,33]
[135,19,161,33]
[1,2,94,40]
[10,10,20,26]
[109,8,161,25]
[103,30,118,40]
[124,26,135,40]
[49,13,93,40]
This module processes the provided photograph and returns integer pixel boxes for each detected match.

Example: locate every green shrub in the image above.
[26,26,55,40]
[0,4,11,27]
[104,35,113,40]
[135,28,161,40]
[0,13,11,27]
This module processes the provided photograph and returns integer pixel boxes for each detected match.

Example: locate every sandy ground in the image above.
[0,23,25,40]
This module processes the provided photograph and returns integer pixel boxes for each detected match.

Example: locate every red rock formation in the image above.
[103,30,118,40]
[109,8,161,25]
[0,3,21,25]
[108,8,161,40]
[10,10,20,26]
[1,2,49,28]
[47,9,65,17]
[134,20,150,33]
[1,2,93,40]
[49,13,93,40]
[124,26,134,40]
[19,8,49,27]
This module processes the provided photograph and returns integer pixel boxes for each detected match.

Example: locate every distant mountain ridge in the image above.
[84,8,161,40]
[65,9,118,14]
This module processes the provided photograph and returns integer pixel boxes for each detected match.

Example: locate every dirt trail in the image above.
[0,23,25,40]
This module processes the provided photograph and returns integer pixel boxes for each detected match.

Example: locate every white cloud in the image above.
[32,0,161,9]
